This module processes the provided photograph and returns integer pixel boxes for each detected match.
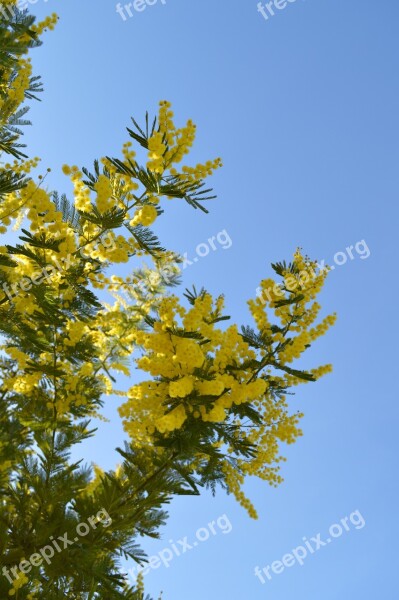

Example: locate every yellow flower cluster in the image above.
[7,58,32,108]
[147,131,167,174]
[31,13,58,36]
[95,174,114,213]
[122,140,136,163]
[118,251,336,516]
[63,165,92,212]
[145,100,223,181]
[0,6,57,173]
[8,570,29,596]
[64,320,89,346]
[169,375,194,398]
[3,156,41,176]
[172,158,223,183]
[119,293,265,441]
[222,461,258,519]
[130,204,158,227]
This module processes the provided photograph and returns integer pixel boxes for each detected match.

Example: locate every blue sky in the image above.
[20,0,399,597]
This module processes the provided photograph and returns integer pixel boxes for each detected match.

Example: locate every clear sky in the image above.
[20,0,399,597]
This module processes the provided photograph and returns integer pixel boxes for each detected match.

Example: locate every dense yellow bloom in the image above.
[95,174,114,213]
[169,376,195,398]
[130,205,158,227]
[118,251,336,516]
